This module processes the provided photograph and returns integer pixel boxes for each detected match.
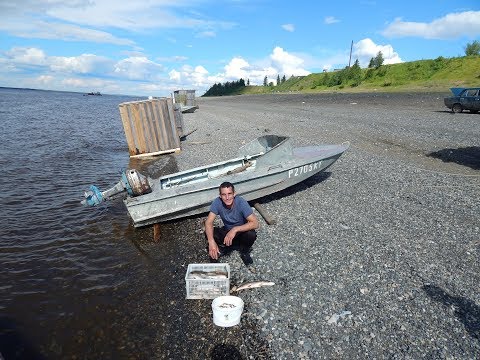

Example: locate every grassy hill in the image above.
[213,56,480,96]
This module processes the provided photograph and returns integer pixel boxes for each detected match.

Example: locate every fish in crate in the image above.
[185,263,230,299]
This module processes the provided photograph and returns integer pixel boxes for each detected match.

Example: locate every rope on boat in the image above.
[211,161,254,179]
[226,161,253,175]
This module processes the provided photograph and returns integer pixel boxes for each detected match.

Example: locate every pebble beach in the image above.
[170,92,479,359]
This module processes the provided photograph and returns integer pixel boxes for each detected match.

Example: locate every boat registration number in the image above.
[288,161,322,178]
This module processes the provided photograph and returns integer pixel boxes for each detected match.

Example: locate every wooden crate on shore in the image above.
[119,98,182,158]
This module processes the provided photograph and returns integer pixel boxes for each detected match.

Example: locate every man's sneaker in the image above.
[240,252,253,266]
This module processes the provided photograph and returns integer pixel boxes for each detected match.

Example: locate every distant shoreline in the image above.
[1,85,452,99]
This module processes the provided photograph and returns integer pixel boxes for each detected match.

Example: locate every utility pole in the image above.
[348,40,353,67]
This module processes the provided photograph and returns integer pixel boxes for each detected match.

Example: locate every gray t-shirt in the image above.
[210,196,253,230]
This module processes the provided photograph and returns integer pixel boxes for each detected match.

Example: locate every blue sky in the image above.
[1,0,479,96]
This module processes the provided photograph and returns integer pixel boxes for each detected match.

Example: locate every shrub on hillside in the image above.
[465,41,480,56]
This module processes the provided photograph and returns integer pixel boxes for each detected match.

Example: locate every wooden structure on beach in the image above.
[119,98,184,158]
[173,90,196,107]
[173,90,199,113]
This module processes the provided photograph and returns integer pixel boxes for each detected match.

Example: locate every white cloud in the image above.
[157,55,189,62]
[270,47,310,78]
[0,46,183,95]
[0,1,234,33]
[5,47,48,66]
[37,75,54,84]
[0,18,135,45]
[137,83,168,93]
[50,54,112,74]
[114,57,165,80]
[168,65,211,88]
[4,47,116,76]
[353,38,402,67]
[196,31,217,38]
[61,77,110,88]
[145,46,311,90]
[0,1,196,30]
[0,1,235,47]
[282,24,295,32]
[191,65,209,85]
[224,57,250,79]
[324,16,340,25]
[169,69,181,82]
[205,47,310,86]
[382,11,480,39]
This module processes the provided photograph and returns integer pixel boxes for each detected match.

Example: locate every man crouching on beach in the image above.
[205,182,259,266]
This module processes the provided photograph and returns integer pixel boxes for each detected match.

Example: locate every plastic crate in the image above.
[185,263,230,299]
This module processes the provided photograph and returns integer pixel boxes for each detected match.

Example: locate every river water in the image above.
[0,88,209,359]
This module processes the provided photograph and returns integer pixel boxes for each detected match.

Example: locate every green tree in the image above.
[348,59,362,86]
[263,76,268,86]
[320,72,329,86]
[247,78,250,86]
[328,71,344,86]
[203,79,246,96]
[281,75,286,83]
[374,51,384,68]
[368,57,375,68]
[465,40,480,56]
[276,74,280,85]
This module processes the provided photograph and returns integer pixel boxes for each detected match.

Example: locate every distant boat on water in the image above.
[84,91,102,96]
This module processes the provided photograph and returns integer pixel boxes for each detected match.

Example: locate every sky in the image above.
[1,0,479,97]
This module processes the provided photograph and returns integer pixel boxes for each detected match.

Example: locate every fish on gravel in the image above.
[231,281,275,292]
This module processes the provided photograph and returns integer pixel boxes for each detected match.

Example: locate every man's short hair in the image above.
[219,181,235,193]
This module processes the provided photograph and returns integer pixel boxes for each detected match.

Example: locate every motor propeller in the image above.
[81,169,151,206]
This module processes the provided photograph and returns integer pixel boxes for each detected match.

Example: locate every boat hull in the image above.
[124,139,348,227]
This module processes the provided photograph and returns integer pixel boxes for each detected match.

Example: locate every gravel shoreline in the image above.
[165,92,479,359]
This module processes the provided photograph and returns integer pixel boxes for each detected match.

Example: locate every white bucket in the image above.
[211,296,244,327]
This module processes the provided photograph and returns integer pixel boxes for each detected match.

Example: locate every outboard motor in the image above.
[82,169,151,206]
